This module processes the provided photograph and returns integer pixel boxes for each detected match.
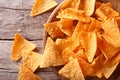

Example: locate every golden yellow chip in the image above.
[62,48,76,63]
[81,32,97,63]
[57,8,91,22]
[12,33,36,61]
[23,51,42,72]
[40,37,65,68]
[30,0,58,16]
[79,0,96,16]
[44,21,64,39]
[60,0,81,9]
[102,18,120,47]
[60,18,75,36]
[59,58,85,80]
[95,3,119,20]
[18,64,41,80]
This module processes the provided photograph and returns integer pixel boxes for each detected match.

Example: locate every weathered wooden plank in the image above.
[0,0,63,40]
[0,40,60,80]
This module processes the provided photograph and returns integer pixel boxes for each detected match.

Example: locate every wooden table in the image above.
[0,0,63,80]
[1,0,120,80]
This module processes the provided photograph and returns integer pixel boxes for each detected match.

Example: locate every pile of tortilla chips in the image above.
[11,0,120,80]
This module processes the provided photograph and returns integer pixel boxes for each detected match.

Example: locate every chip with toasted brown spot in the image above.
[30,0,58,16]
[23,51,42,72]
[40,37,65,68]
[18,64,41,80]
[44,21,64,39]
[12,33,36,61]
[59,58,85,80]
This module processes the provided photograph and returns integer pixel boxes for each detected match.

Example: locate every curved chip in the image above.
[12,33,36,61]
[79,0,96,16]
[30,0,58,16]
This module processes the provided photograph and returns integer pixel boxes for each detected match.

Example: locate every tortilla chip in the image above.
[95,3,119,20]
[44,21,64,39]
[62,48,76,63]
[23,51,42,72]
[55,37,80,52]
[102,62,119,78]
[40,37,65,68]
[57,8,91,22]
[78,58,93,76]
[30,0,58,16]
[59,58,85,80]
[102,18,120,47]
[60,0,81,9]
[98,37,120,60]
[81,32,97,63]
[18,64,41,80]
[60,18,75,36]
[12,33,36,61]
[79,0,96,16]
[95,1,102,9]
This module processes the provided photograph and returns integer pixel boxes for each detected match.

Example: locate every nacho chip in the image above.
[95,1,102,9]
[12,33,36,61]
[102,62,119,78]
[60,18,75,36]
[95,3,119,20]
[30,0,58,16]
[102,18,120,47]
[79,0,96,16]
[44,21,64,39]
[62,48,76,63]
[81,32,97,63]
[23,51,42,72]
[18,64,41,80]
[57,8,91,22]
[59,58,85,80]
[55,37,80,52]
[40,37,65,68]
[98,37,120,60]
[60,0,81,9]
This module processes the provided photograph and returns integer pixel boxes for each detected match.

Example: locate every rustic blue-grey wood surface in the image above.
[0,0,120,80]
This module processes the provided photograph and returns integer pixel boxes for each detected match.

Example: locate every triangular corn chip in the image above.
[95,3,119,20]
[60,18,75,36]
[79,0,96,16]
[12,33,36,61]
[40,37,65,68]
[102,18,120,47]
[62,48,76,63]
[102,62,119,78]
[44,21,64,39]
[60,0,81,9]
[23,51,42,72]
[30,0,58,16]
[81,32,97,62]
[59,58,85,80]
[98,37,120,60]
[57,8,91,22]
[18,64,41,80]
